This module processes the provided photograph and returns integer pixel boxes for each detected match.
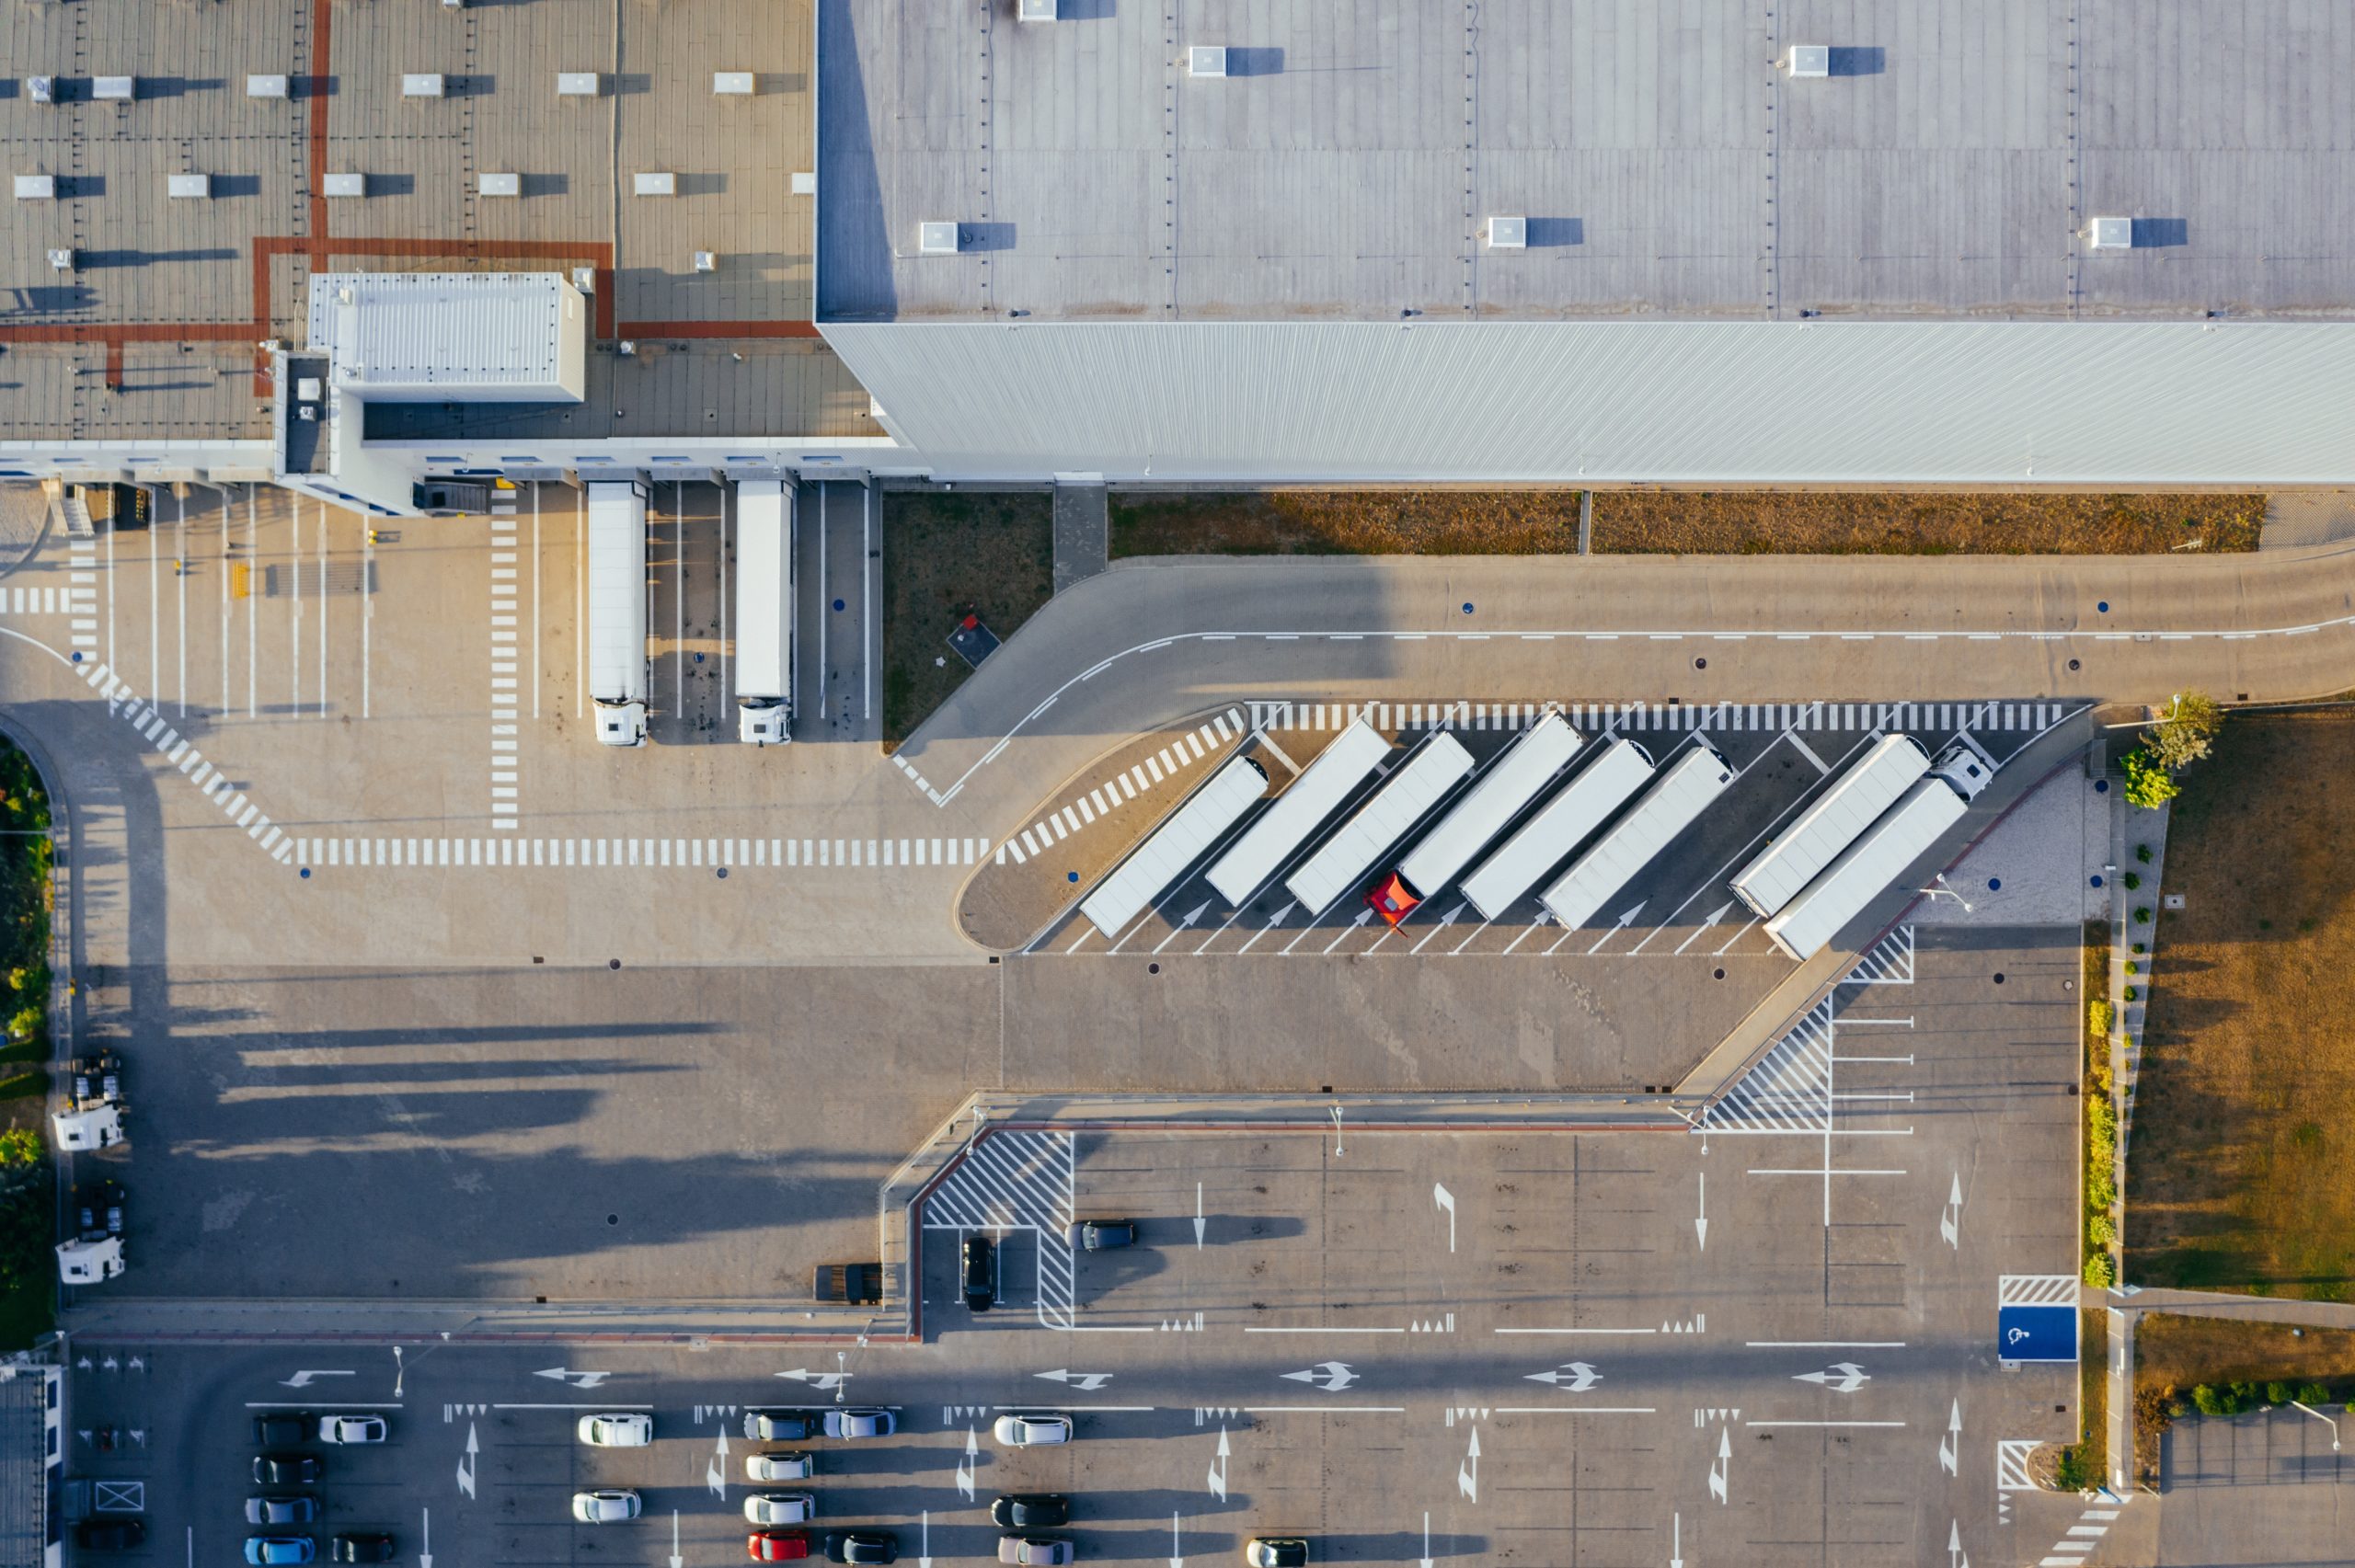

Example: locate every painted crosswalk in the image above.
[72,658,291,862]
[921,1129,1078,1330]
[0,559,103,654]
[995,709,1245,868]
[2032,1499,2126,1564]
[285,833,994,873]
[488,503,522,830]
[1247,698,2068,738]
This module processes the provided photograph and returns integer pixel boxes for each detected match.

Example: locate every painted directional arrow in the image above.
[1037,1369,1114,1392]
[1673,901,1736,955]
[1588,901,1646,954]
[1154,902,1212,955]
[707,1426,730,1497]
[1947,1518,1968,1568]
[419,1509,433,1568]
[1280,1361,1357,1393]
[1407,902,1465,954]
[776,1368,851,1390]
[280,1369,355,1389]
[1708,1427,1729,1504]
[1235,902,1295,955]
[956,1426,977,1502]
[1940,1173,1963,1250]
[1433,1183,1457,1252]
[1695,1172,1708,1251]
[1939,1399,1961,1477]
[1457,1426,1480,1502]
[1170,1511,1184,1568]
[534,1366,610,1389]
[1669,1511,1683,1568]
[918,1509,933,1568]
[668,1511,683,1568]
[1524,1362,1602,1392]
[1320,907,1374,955]
[1420,1510,1434,1568]
[1794,1363,1870,1395]
[455,1423,477,1501]
[1194,1183,1205,1249]
[1207,1426,1230,1502]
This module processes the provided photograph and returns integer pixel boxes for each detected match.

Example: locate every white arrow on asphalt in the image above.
[1319,907,1374,955]
[1281,1361,1357,1393]
[1170,1510,1184,1568]
[707,1427,730,1497]
[1948,1518,1968,1568]
[775,1368,852,1390]
[1420,1510,1434,1568]
[1207,1425,1229,1502]
[957,1426,977,1502]
[668,1511,683,1568]
[1037,1369,1114,1392]
[1588,902,1646,954]
[1154,902,1212,955]
[533,1367,610,1390]
[1939,1399,1961,1477]
[1669,1511,1683,1568]
[1195,1182,1205,1249]
[280,1369,355,1389]
[1407,902,1465,954]
[1433,1183,1456,1252]
[1708,1427,1729,1504]
[1695,1172,1708,1252]
[455,1424,477,1501]
[1795,1363,1870,1395]
[419,1508,432,1568]
[1235,902,1294,955]
[1940,1173,1963,1250]
[1673,901,1737,955]
[1524,1362,1601,1392]
[918,1509,932,1568]
[1457,1427,1480,1502]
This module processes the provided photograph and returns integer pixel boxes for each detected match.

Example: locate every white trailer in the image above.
[1081,753,1269,939]
[1284,732,1475,915]
[586,480,649,747]
[1458,737,1653,921]
[1206,716,1390,906]
[1539,741,1736,931]
[1729,733,1929,918]
[734,479,795,746]
[1394,713,1582,900]
[1763,744,1991,961]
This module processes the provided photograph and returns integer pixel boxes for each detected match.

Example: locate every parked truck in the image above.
[1539,740,1736,932]
[1284,731,1474,916]
[1730,733,1930,918]
[1205,717,1390,908]
[1763,743,1992,961]
[734,479,795,746]
[1081,752,1269,940]
[586,480,650,747]
[1457,737,1653,922]
[1372,713,1582,925]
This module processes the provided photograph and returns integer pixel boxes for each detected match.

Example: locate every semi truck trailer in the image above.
[1205,716,1389,907]
[586,480,650,747]
[1763,743,1993,961]
[1081,752,1270,939]
[1538,740,1736,932]
[1730,733,1929,918]
[1284,731,1474,916]
[1457,737,1654,922]
[1373,712,1583,924]
[734,479,795,746]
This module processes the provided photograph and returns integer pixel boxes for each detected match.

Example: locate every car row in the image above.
[245,1413,396,1564]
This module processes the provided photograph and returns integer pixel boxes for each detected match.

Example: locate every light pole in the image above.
[1919,873,1973,913]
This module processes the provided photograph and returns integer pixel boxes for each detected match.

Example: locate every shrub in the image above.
[2089,1000,2114,1036]
[2299,1383,2331,1406]
[2124,986,2139,1002]
[2123,873,2142,891]
[2134,907,2154,924]
[2123,748,2180,809]
[2083,1253,2116,1288]
[2053,1445,2094,1491]
[2086,1214,2115,1248]
[2132,942,2147,956]
[2125,960,2139,976]
[3,1007,37,1044]
[2136,843,2154,864]
[2269,1381,2294,1406]
[2193,1384,2230,1416]
[0,1128,40,1167]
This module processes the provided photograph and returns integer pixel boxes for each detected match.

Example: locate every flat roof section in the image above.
[819,0,2355,323]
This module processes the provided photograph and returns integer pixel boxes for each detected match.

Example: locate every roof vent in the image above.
[167,173,211,200]
[13,175,56,201]
[323,172,366,198]
[247,74,289,99]
[478,172,521,198]
[47,248,74,271]
[401,74,446,97]
[1188,47,1228,77]
[791,171,817,196]
[557,72,602,97]
[1786,45,1831,77]
[92,76,135,102]
[713,72,754,96]
[2087,217,2133,251]
[918,222,960,256]
[1485,216,1527,249]
[25,77,54,106]
[572,267,597,292]
[1017,0,1055,18]
[633,172,677,197]
[693,251,718,273]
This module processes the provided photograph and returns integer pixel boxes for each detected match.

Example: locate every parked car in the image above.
[997,1538,1074,1566]
[822,1408,895,1440]
[1064,1219,1136,1251]
[1245,1541,1310,1568]
[75,1519,146,1551]
[748,1531,812,1562]
[330,1535,397,1563]
[254,1455,323,1486]
[744,1410,821,1442]
[823,1533,899,1565]
[578,1413,653,1447]
[993,1413,1072,1448]
[245,1539,316,1566]
[318,1414,387,1445]
[991,1496,1071,1528]
[811,1263,884,1305]
[253,1414,312,1446]
[746,1452,815,1482]
[571,1490,642,1524]
[745,1494,816,1527]
[961,1235,994,1310]
[247,1497,320,1527]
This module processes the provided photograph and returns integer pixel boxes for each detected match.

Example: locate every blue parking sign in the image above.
[1997,1304,2079,1363]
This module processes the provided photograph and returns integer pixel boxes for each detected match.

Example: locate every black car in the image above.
[253,1413,312,1446]
[247,1497,320,1527]
[824,1533,899,1565]
[990,1495,1070,1528]
[743,1410,821,1442]
[1064,1219,1137,1251]
[75,1519,147,1551]
[960,1235,994,1311]
[331,1534,397,1562]
[254,1453,323,1486]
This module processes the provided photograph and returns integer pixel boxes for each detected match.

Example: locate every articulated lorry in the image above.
[1284,731,1474,916]
[734,480,795,746]
[1457,736,1653,922]
[586,481,650,747]
[1763,743,1992,961]
[1730,733,1930,918]
[1373,712,1582,924]
[1205,716,1390,907]
[1539,740,1736,932]
[1082,752,1270,940]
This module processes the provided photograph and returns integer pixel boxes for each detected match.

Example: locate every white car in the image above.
[993,1413,1073,1448]
[823,1408,897,1440]
[577,1413,653,1448]
[571,1490,641,1524]
[318,1414,388,1445]
[743,1494,815,1526]
[746,1452,815,1482]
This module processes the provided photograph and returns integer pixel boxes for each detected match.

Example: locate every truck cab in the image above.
[1930,742,1993,800]
[596,700,649,748]
[740,698,790,746]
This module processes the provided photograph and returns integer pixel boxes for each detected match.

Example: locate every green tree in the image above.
[2083,1253,2115,1288]
[2298,1383,2331,1405]
[2193,1383,2228,1415]
[0,1128,40,1168]
[2268,1380,2294,1406]
[2148,692,2224,773]
[2121,748,2179,809]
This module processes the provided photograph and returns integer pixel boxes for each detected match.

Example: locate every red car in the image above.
[750,1532,811,1562]
[1366,872,1420,928]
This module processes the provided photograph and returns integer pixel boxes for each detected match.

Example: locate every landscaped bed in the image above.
[2131,1313,2355,1485]
[2124,711,2355,1299]
[0,738,53,1351]
[1109,489,1583,556]
[880,489,1055,749]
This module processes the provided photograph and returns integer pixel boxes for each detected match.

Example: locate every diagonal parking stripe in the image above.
[921,1130,1077,1329]
[1706,999,1835,1135]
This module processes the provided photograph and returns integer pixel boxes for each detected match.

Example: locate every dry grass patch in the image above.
[881,489,1054,749]
[2126,710,2355,1298]
[1590,492,2263,555]
[1109,490,1583,556]
[2131,1313,2355,1481]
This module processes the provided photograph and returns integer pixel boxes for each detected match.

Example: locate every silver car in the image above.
[744,1494,816,1526]
[746,1451,815,1482]
[998,1538,1074,1566]
[823,1408,897,1440]
[992,1413,1072,1448]
[571,1490,641,1525]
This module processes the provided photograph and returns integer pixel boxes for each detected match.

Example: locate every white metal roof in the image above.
[1458,737,1655,922]
[1730,734,1930,918]
[1206,717,1389,907]
[307,271,588,403]
[1764,776,1970,962]
[1083,753,1268,939]
[1284,733,1475,916]
[1398,714,1581,898]
[1540,743,1735,932]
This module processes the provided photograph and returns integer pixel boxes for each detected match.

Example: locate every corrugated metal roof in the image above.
[307,272,583,401]
[824,320,2355,483]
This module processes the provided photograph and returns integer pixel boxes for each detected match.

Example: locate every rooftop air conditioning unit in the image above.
[47,248,74,271]
[13,175,56,201]
[557,72,601,97]
[323,172,366,198]
[791,171,817,195]
[1188,46,1228,77]
[401,73,446,97]
[1018,0,1055,18]
[1485,215,1527,249]
[25,77,54,106]
[713,72,754,96]
[2088,217,2133,251]
[478,172,521,197]
[92,75,135,101]
[572,267,597,292]
[247,74,289,98]
[633,172,677,197]
[1786,45,1831,77]
[918,222,960,255]
[693,251,718,273]
[167,173,211,200]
